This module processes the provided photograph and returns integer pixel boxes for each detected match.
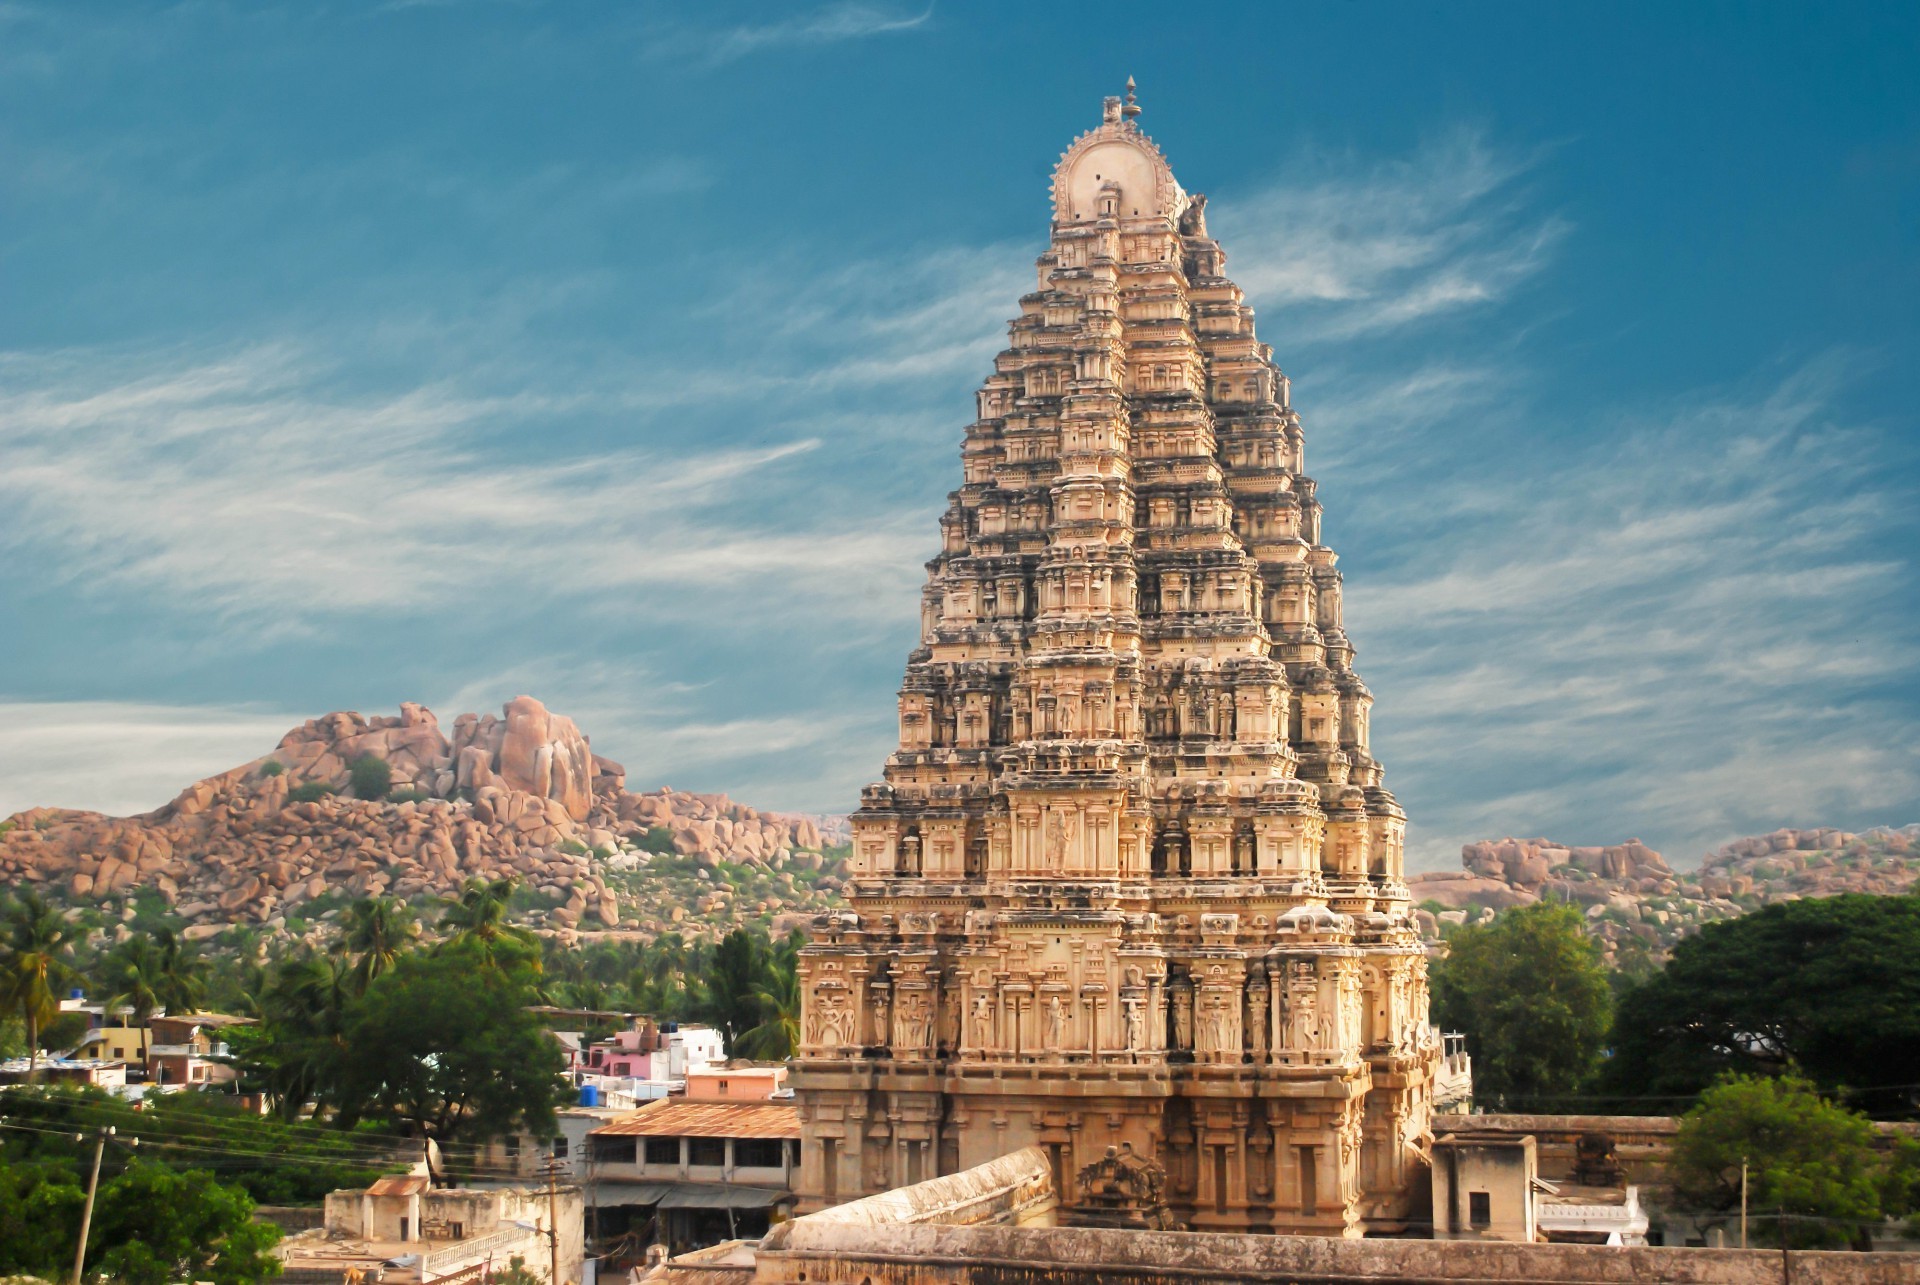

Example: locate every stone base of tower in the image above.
[793,1040,1439,1238]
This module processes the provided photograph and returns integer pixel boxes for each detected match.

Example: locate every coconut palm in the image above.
[738,956,800,1061]
[0,890,77,1081]
[148,922,207,1014]
[342,896,419,992]
[99,935,167,1026]
[437,877,538,972]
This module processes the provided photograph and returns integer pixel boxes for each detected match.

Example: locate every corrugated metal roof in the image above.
[366,1175,430,1196]
[589,1099,800,1141]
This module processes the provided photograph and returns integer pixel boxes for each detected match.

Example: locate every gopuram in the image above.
[792,85,1441,1237]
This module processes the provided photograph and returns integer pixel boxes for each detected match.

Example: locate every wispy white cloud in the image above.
[1213,132,1565,342]
[0,700,301,818]
[644,2,935,68]
[1344,357,1920,868]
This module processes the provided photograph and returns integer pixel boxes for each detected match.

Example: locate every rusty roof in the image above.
[589,1099,800,1141]
[366,1175,430,1197]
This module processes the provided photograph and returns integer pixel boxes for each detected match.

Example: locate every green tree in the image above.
[341,896,419,993]
[1667,1074,1887,1249]
[0,890,78,1082]
[0,1157,84,1274]
[738,932,802,1060]
[1430,902,1612,1109]
[348,755,393,801]
[1605,894,1920,1116]
[229,954,356,1121]
[88,1162,282,1285]
[438,877,540,973]
[99,935,168,1026]
[700,928,774,1051]
[330,944,566,1155]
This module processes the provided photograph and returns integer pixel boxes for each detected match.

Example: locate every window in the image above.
[717,1080,729,1095]
[1469,1191,1491,1229]
[688,1137,727,1167]
[505,1135,520,1158]
[735,1139,783,1168]
[551,1136,569,1159]
[594,1137,638,1165]
[644,1137,680,1166]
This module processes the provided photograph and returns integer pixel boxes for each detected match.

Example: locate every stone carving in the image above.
[793,86,1441,1236]
[1044,994,1068,1049]
[894,992,931,1054]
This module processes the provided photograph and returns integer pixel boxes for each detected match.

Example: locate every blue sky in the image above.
[2,1,1916,869]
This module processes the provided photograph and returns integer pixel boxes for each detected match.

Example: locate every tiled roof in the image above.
[589,1099,800,1141]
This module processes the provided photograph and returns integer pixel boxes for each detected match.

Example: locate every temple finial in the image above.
[1122,75,1140,120]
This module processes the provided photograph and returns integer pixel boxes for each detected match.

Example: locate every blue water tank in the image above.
[579,1084,600,1107]
[69,988,85,1000]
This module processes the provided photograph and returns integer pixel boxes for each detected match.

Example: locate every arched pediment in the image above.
[1051,120,1186,224]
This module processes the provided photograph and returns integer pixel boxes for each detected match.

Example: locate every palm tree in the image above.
[738,958,800,1061]
[99,935,167,1026]
[342,897,419,993]
[148,922,207,1015]
[0,890,77,1081]
[437,877,538,972]
[239,952,356,1120]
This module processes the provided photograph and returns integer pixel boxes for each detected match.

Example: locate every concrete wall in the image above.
[756,1220,1920,1285]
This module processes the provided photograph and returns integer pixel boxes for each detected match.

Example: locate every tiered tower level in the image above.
[793,89,1440,1237]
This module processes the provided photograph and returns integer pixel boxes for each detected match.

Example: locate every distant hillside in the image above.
[0,697,850,948]
[1409,824,1920,963]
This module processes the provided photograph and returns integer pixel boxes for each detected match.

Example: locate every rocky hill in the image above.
[0,697,850,946]
[1409,824,1920,963]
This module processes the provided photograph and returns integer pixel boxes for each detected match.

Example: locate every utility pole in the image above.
[1740,1157,1748,1249]
[542,1157,563,1285]
[70,1126,114,1285]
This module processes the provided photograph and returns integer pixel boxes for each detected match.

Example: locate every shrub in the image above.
[348,756,392,801]
[287,783,334,804]
[258,760,285,778]
[387,789,430,805]
[632,826,677,855]
[558,839,590,856]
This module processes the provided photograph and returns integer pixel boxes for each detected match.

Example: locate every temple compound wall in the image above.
[791,86,1439,1236]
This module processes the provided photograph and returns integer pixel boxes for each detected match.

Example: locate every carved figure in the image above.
[1172,986,1193,1051]
[1044,994,1067,1049]
[970,992,994,1050]
[1124,997,1145,1052]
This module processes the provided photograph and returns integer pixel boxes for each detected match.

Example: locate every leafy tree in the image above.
[330,943,566,1155]
[738,932,802,1060]
[0,890,78,1082]
[700,928,773,1051]
[1605,894,1920,1116]
[1667,1074,1888,1249]
[341,897,419,993]
[0,1157,84,1274]
[438,877,540,973]
[1430,902,1612,1109]
[97,926,203,1025]
[229,954,356,1121]
[0,1155,280,1285]
[89,1162,282,1285]
[348,755,392,801]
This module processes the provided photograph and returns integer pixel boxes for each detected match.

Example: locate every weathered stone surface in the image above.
[795,90,1434,1238]
[0,696,849,942]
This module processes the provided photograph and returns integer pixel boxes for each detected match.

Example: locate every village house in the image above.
[276,1174,585,1285]
[586,1095,801,1260]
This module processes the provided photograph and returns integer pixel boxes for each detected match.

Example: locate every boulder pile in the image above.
[1408,824,1920,961]
[0,697,847,939]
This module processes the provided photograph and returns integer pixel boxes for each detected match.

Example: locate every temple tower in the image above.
[791,86,1440,1236]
